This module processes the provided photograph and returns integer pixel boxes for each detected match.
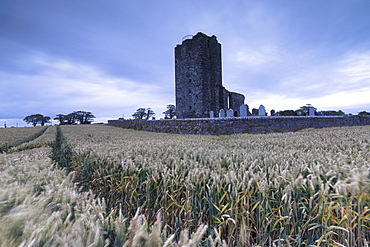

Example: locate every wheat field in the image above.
[1,124,369,246]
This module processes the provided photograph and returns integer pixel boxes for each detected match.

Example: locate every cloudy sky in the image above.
[1,0,370,126]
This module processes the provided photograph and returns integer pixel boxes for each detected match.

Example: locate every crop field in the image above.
[0,126,49,152]
[0,124,369,246]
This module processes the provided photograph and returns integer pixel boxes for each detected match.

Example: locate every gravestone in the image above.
[209,111,214,118]
[219,109,225,118]
[252,108,258,116]
[240,104,251,117]
[258,105,266,116]
[308,107,315,116]
[227,109,234,117]
[240,104,247,117]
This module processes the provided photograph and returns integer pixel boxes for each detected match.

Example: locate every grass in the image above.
[59,124,370,246]
[1,124,369,246]
[0,126,49,152]
[0,125,224,246]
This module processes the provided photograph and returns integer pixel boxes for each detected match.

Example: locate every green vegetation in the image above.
[359,111,370,116]
[273,105,349,116]
[53,110,96,125]
[50,126,73,172]
[23,114,51,126]
[163,104,176,119]
[62,125,370,246]
[0,125,222,246]
[0,126,49,152]
[1,124,369,246]
[317,110,345,116]
[132,108,155,120]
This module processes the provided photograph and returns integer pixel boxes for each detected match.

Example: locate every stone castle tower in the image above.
[175,32,245,119]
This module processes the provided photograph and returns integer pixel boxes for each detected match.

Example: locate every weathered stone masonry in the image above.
[175,32,245,118]
[109,32,370,134]
[108,116,370,135]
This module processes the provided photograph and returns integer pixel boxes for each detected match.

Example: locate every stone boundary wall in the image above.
[108,116,370,135]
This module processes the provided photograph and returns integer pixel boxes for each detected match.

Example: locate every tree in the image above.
[23,114,50,126]
[54,111,95,125]
[74,111,95,124]
[338,110,345,115]
[317,110,345,116]
[145,108,155,120]
[132,108,147,119]
[132,108,155,120]
[163,104,176,119]
[24,114,40,126]
[358,111,370,116]
[296,106,309,116]
[66,112,77,124]
[54,114,67,125]
[276,110,297,116]
[40,115,51,126]
[54,113,76,125]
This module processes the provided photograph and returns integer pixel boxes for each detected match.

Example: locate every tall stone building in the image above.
[175,32,245,119]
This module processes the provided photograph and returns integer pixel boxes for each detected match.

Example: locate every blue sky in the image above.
[1,0,370,126]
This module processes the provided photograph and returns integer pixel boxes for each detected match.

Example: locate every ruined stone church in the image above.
[175,32,245,119]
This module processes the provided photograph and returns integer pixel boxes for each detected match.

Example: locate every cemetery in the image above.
[109,32,370,134]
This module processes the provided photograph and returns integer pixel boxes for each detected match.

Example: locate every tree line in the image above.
[131,104,369,119]
[23,111,95,126]
[130,104,176,120]
[269,106,370,117]
[23,104,368,127]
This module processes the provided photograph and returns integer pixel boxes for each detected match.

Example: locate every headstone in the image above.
[209,111,214,118]
[219,109,225,118]
[252,108,258,116]
[258,105,266,116]
[240,104,247,117]
[227,109,234,117]
[308,107,315,116]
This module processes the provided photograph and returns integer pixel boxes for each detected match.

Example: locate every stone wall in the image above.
[228,92,245,117]
[108,116,370,135]
[175,32,223,118]
[175,32,245,118]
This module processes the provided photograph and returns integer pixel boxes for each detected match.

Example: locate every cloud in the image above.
[312,89,370,111]
[250,86,370,114]
[0,53,172,121]
[335,50,370,88]
[1,0,370,124]
[233,46,280,66]
[229,47,370,113]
